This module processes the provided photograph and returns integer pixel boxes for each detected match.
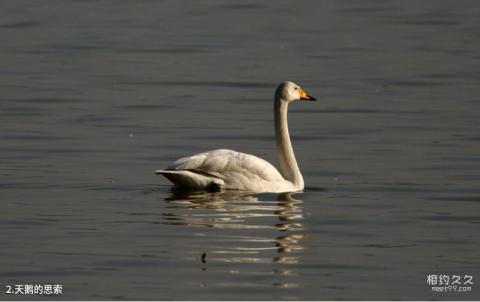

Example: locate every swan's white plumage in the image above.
[168,149,283,180]
[156,81,316,193]
[156,149,297,192]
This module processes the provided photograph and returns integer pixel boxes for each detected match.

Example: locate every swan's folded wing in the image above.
[166,149,285,182]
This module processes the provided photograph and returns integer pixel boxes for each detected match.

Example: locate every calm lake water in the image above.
[1,0,479,300]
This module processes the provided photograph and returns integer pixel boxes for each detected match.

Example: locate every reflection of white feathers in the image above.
[156,81,316,193]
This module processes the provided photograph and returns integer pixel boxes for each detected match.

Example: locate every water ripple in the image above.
[161,191,308,269]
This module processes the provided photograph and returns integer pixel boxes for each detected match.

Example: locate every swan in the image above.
[156,81,316,193]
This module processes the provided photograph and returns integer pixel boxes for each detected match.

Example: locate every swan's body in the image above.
[158,149,298,192]
[156,81,316,193]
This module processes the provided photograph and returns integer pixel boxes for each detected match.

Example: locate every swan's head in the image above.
[275,81,316,103]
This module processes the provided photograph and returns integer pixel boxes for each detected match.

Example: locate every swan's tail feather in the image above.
[156,169,224,191]
[155,169,170,175]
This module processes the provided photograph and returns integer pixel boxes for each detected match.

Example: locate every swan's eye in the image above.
[294,87,298,90]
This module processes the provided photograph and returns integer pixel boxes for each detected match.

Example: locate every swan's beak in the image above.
[299,88,316,101]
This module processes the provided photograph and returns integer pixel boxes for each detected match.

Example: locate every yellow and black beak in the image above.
[299,88,316,101]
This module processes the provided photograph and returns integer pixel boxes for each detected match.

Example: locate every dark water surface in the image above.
[1,0,480,300]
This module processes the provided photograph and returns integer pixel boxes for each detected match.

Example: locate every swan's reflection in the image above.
[162,190,308,289]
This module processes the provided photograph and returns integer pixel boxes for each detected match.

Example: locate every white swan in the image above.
[156,81,316,193]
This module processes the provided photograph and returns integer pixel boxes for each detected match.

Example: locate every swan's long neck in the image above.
[274,98,304,189]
